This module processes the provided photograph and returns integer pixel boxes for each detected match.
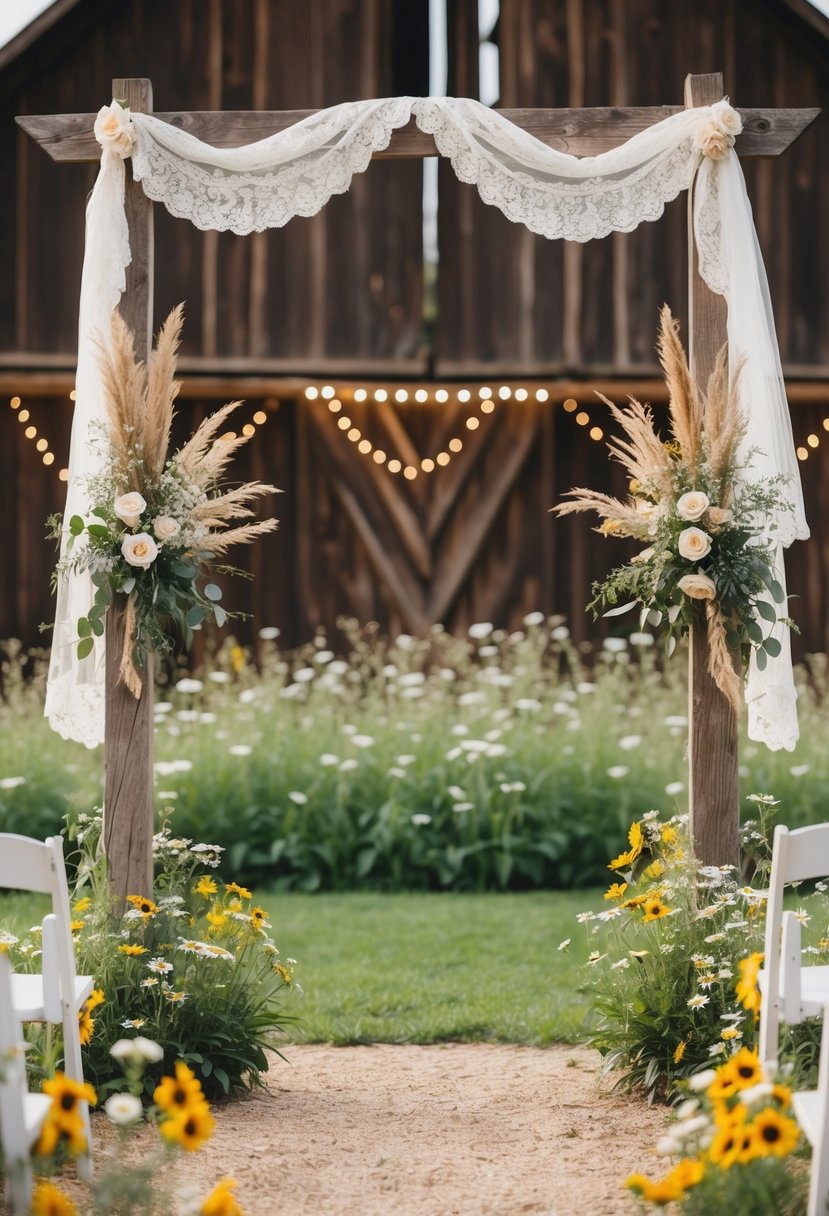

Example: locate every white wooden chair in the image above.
[758,823,829,1068]
[0,833,94,1176]
[0,952,52,1214]
[793,1000,829,1216]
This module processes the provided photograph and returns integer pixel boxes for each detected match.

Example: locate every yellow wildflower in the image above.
[603,882,628,901]
[117,944,148,956]
[200,1177,244,1216]
[195,875,218,899]
[747,1107,800,1159]
[642,896,671,922]
[160,1103,215,1152]
[225,882,252,900]
[32,1180,80,1216]
[72,897,92,914]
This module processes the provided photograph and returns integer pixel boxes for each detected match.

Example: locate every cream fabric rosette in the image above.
[694,99,743,161]
[94,102,136,158]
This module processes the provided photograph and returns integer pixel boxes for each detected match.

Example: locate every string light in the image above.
[434,389,448,403]
[535,388,549,402]
[808,434,819,448]
[253,410,267,424]
[795,418,829,461]
[8,395,60,472]
[304,386,319,400]
[242,424,255,437]
[414,389,428,403]
[321,385,335,399]
[514,388,528,401]
[394,389,408,403]
[354,388,367,402]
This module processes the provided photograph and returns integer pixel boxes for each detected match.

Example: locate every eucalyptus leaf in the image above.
[69,515,84,536]
[121,577,135,595]
[763,636,782,658]
[755,648,768,671]
[77,618,92,639]
[86,524,110,541]
[770,580,786,604]
[204,583,223,602]
[77,637,94,661]
[186,605,207,628]
[213,605,228,628]
[90,617,105,638]
[755,600,778,623]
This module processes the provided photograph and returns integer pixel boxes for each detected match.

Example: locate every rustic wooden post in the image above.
[103,78,155,900]
[685,72,740,868]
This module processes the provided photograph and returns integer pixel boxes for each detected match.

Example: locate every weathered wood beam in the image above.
[685,72,740,870]
[16,105,820,164]
[103,78,155,903]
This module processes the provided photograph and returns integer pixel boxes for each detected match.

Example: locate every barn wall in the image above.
[437,0,829,377]
[3,0,429,372]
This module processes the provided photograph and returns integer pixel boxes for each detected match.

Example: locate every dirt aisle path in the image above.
[74,1043,669,1215]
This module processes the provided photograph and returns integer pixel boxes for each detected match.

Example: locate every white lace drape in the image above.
[46,95,808,750]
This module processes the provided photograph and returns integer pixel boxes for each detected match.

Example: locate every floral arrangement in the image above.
[10,808,297,1101]
[577,803,773,1101]
[624,1048,804,1214]
[554,307,794,711]
[24,1038,245,1215]
[693,99,743,162]
[49,305,278,696]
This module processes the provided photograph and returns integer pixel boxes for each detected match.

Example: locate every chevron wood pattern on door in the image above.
[297,397,546,635]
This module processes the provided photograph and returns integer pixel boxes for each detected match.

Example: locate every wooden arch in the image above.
[18,74,819,897]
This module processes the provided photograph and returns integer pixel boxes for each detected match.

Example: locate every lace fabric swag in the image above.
[46,95,809,751]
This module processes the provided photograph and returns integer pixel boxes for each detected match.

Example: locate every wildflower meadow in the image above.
[2,620,829,892]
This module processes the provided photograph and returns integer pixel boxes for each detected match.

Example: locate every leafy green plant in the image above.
[12,810,297,1102]
[579,806,769,1102]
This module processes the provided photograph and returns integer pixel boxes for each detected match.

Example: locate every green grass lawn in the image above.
[0,889,601,1046]
[261,889,599,1045]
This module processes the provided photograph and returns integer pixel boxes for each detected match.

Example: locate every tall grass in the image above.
[1,621,828,891]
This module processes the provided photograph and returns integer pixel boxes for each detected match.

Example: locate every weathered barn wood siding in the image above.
[437,0,828,377]
[2,0,429,371]
[2,0,827,664]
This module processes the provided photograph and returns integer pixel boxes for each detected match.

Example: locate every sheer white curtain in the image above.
[45,95,807,750]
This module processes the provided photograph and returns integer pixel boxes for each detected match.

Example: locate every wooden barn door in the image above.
[294,395,556,637]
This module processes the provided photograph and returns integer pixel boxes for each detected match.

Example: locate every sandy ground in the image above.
[46,1043,669,1216]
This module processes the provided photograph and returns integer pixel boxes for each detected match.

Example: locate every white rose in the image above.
[676,491,710,521]
[631,546,654,565]
[706,506,732,530]
[121,532,158,569]
[678,573,717,601]
[710,100,742,137]
[153,515,181,541]
[678,526,712,561]
[114,492,147,527]
[93,103,136,157]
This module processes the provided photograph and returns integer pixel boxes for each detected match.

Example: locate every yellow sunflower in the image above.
[117,944,148,956]
[31,1181,79,1216]
[729,1047,764,1091]
[642,897,671,922]
[735,952,764,1015]
[160,1102,215,1152]
[126,894,159,917]
[153,1061,205,1115]
[748,1107,801,1159]
[200,1177,244,1216]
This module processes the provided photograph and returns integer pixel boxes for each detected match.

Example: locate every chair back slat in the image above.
[779,825,829,885]
[0,834,54,895]
[0,954,29,1164]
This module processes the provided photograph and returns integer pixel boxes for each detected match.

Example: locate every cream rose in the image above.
[705,506,732,530]
[676,491,710,521]
[678,573,717,601]
[121,532,158,569]
[710,100,743,137]
[695,121,734,161]
[678,526,712,561]
[114,491,147,528]
[93,103,136,157]
[153,515,181,541]
[631,546,655,565]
